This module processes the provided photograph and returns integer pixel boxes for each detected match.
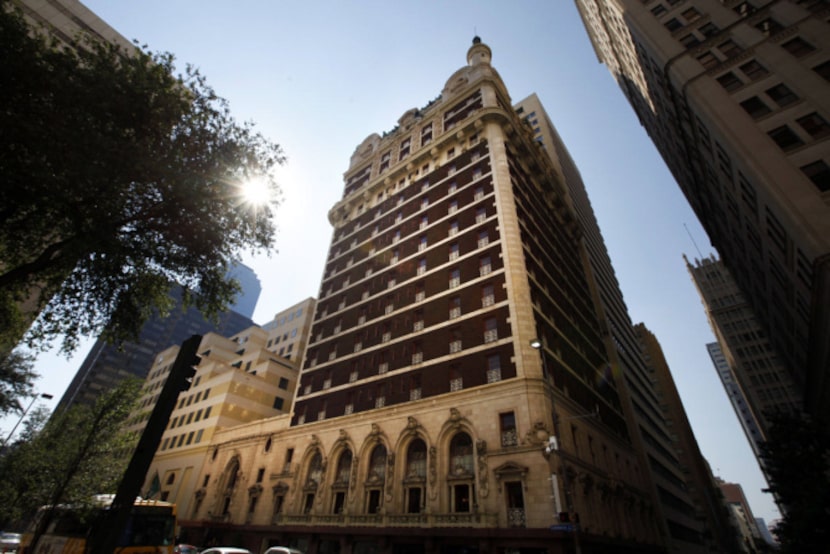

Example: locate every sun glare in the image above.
[241,176,271,205]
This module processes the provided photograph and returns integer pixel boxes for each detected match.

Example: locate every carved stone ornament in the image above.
[336,429,349,444]
[406,416,420,430]
[248,483,263,496]
[370,423,381,437]
[272,481,288,495]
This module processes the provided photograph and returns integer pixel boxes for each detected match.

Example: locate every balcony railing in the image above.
[272,512,497,528]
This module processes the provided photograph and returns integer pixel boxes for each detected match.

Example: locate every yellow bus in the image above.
[21,495,177,554]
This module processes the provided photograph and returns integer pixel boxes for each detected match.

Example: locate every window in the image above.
[479,255,492,276]
[368,444,387,482]
[413,310,424,331]
[768,125,805,151]
[718,39,742,58]
[765,84,798,107]
[505,481,526,528]
[449,242,460,261]
[474,187,484,201]
[800,160,830,192]
[651,4,666,17]
[716,72,743,92]
[733,1,756,17]
[449,295,462,319]
[450,432,474,473]
[449,328,462,354]
[664,18,683,32]
[484,317,498,343]
[417,258,427,275]
[739,97,771,119]
[409,374,422,401]
[406,439,427,480]
[335,450,352,485]
[739,60,769,81]
[478,230,489,248]
[449,200,458,214]
[476,207,487,223]
[682,7,701,22]
[813,60,830,82]
[450,366,463,392]
[680,34,701,49]
[698,22,719,37]
[449,220,459,236]
[273,397,285,410]
[754,18,783,36]
[418,235,427,252]
[500,412,517,447]
[421,123,433,145]
[420,215,428,229]
[781,37,815,58]
[278,377,289,390]
[796,112,830,139]
[482,284,495,307]
[449,268,461,288]
[697,51,719,69]
[487,354,502,383]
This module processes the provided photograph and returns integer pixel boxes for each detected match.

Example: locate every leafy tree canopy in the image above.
[0,349,36,415]
[0,0,284,355]
[0,379,141,531]
[760,410,830,554]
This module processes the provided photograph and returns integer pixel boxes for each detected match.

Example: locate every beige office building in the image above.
[127,298,315,516]
[576,0,830,422]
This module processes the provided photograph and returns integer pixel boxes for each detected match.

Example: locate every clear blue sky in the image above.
[2,0,779,526]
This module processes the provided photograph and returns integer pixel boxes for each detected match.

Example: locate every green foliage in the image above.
[0,0,284,355]
[0,349,37,415]
[0,379,141,531]
[759,410,830,554]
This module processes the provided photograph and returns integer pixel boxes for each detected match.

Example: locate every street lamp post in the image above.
[1,392,54,449]
[530,338,582,554]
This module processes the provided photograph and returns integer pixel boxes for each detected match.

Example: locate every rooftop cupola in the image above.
[466,36,492,67]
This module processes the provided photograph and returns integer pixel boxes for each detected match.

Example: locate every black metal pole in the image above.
[87,334,202,554]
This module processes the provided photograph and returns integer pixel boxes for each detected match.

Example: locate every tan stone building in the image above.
[575,0,830,423]
[127,298,315,517]
[163,38,679,554]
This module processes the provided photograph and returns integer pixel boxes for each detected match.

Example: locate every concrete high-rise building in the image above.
[575,0,830,423]
[127,298,315,516]
[706,342,767,461]
[55,284,256,414]
[516,92,724,553]
[687,255,802,443]
[156,38,738,554]
[719,480,765,552]
[634,323,742,553]
[227,262,262,320]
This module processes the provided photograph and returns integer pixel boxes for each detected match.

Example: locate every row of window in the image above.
[168,405,212,430]
[161,428,204,451]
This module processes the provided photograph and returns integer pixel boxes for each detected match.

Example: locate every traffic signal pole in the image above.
[88,334,202,554]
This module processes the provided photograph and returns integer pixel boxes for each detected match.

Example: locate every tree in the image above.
[759,410,830,553]
[0,0,284,356]
[0,349,36,415]
[0,379,140,533]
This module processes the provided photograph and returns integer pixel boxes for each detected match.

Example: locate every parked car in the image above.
[174,545,200,554]
[200,548,253,554]
[263,548,304,554]
[0,532,21,553]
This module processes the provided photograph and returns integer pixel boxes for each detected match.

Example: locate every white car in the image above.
[263,548,304,554]
[0,532,21,554]
[200,548,253,554]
